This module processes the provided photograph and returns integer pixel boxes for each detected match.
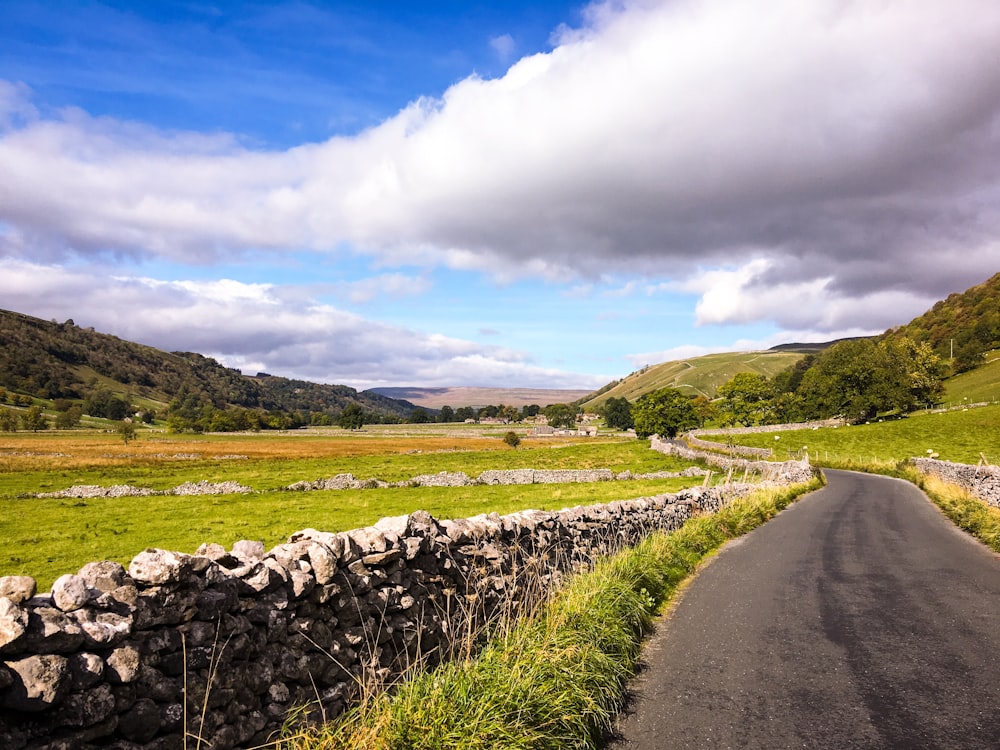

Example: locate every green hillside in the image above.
[885,272,1000,371]
[581,350,804,410]
[943,351,1000,405]
[0,309,418,423]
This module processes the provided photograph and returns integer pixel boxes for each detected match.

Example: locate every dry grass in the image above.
[0,431,512,471]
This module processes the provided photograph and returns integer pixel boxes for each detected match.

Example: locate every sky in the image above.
[1,1,999,392]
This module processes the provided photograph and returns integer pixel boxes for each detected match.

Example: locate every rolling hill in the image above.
[0,309,418,421]
[369,386,594,409]
[579,350,806,410]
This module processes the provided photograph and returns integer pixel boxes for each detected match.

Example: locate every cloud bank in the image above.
[2,0,1000,383]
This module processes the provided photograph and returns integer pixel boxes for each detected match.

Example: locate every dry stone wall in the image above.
[650,435,815,484]
[910,457,1000,507]
[0,482,769,749]
[285,466,707,492]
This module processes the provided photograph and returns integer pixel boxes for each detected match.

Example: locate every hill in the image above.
[885,272,1000,371]
[943,350,1000,405]
[580,350,805,410]
[370,386,593,409]
[0,309,418,422]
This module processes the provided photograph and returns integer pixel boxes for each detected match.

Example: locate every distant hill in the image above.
[768,338,867,354]
[884,272,1000,372]
[0,309,418,420]
[370,386,593,409]
[579,350,805,410]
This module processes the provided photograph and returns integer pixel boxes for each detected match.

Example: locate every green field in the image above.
[0,429,707,589]
[943,351,1000,405]
[703,403,1000,466]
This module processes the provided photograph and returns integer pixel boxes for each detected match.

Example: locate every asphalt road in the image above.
[608,469,1000,750]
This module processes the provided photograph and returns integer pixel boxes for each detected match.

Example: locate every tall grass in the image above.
[281,479,821,750]
[901,467,1000,552]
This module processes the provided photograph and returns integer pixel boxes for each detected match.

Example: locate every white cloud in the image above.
[0,259,600,389]
[2,0,1000,335]
[336,272,432,304]
[683,258,942,333]
[490,33,517,61]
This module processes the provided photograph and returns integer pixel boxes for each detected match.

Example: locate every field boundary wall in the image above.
[909,457,1000,507]
[0,467,804,748]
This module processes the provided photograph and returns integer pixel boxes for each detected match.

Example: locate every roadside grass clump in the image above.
[282,478,821,750]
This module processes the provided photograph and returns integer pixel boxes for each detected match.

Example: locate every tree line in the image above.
[596,336,949,438]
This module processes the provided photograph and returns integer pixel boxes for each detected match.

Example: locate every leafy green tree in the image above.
[522,404,541,418]
[885,337,947,410]
[20,405,48,432]
[116,420,137,445]
[337,403,365,430]
[632,388,698,439]
[455,406,475,422]
[438,405,455,423]
[796,337,943,422]
[478,405,499,420]
[691,395,717,427]
[544,403,578,429]
[603,397,634,430]
[55,405,83,429]
[0,408,18,432]
[503,431,521,449]
[499,405,522,423]
[717,373,777,426]
[408,408,430,424]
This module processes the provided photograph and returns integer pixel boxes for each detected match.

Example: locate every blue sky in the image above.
[2,1,999,390]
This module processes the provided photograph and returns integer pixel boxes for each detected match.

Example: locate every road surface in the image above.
[608,469,1000,749]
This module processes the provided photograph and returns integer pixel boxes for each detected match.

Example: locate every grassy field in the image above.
[0,428,707,589]
[943,351,1000,405]
[702,403,1000,467]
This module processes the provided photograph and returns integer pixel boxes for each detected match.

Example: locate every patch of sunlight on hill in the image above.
[943,351,1000,406]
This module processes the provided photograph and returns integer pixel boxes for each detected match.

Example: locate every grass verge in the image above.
[280,477,822,750]
[899,466,1000,552]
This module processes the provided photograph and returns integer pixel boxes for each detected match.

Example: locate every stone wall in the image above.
[909,457,1000,508]
[0,481,772,749]
[650,436,816,484]
[286,466,707,492]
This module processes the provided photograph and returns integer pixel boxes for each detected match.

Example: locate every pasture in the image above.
[0,427,706,589]
[706,403,1000,467]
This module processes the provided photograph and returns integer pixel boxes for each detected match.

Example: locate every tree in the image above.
[337,403,365,430]
[604,397,634,430]
[691,395,717,427]
[499,405,522,423]
[503,431,521,449]
[717,373,777,427]
[632,388,698,439]
[408,408,430,424]
[117,420,137,445]
[795,337,943,422]
[455,406,475,422]
[522,404,541,418]
[20,405,48,432]
[438,405,455,423]
[544,403,578,429]
[55,404,83,429]
[0,408,18,432]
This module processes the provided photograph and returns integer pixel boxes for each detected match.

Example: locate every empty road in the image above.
[609,470,1000,749]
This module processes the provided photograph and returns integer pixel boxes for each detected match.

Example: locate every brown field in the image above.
[0,430,513,472]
